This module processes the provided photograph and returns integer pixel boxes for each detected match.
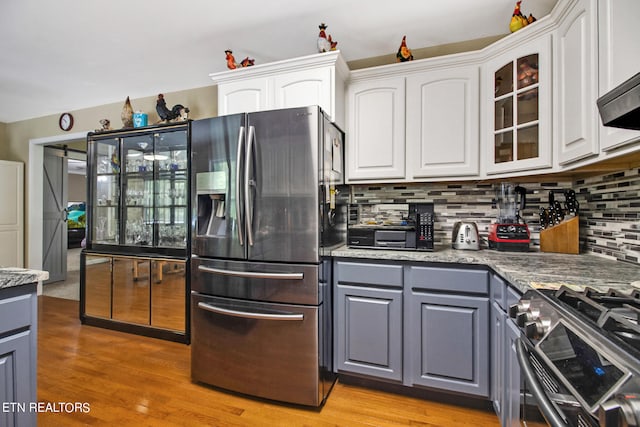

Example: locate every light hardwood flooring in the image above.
[37,296,501,426]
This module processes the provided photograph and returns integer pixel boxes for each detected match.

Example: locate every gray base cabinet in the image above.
[0,285,37,427]
[334,259,491,399]
[490,273,522,427]
[334,261,403,381]
[406,266,490,398]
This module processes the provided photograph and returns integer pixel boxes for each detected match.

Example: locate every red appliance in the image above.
[488,184,530,252]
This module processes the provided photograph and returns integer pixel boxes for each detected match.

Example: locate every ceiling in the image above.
[0,0,557,124]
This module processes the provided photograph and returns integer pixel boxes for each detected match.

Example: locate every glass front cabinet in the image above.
[81,123,190,343]
[485,34,552,175]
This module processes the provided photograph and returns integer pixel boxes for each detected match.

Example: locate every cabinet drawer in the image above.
[336,261,403,288]
[0,294,33,334]
[408,266,488,295]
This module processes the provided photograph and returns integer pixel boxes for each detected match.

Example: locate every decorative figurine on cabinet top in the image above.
[225,50,238,69]
[95,119,112,132]
[509,1,531,33]
[317,23,337,53]
[225,49,255,70]
[121,96,134,128]
[396,36,413,62]
[156,94,190,123]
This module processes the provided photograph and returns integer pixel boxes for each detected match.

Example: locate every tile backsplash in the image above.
[350,166,640,266]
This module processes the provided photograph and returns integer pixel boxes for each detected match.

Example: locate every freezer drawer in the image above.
[191,292,329,406]
[191,257,320,305]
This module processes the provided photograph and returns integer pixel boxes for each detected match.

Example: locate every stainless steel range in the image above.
[511,286,640,427]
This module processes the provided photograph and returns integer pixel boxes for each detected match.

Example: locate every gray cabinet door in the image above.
[335,284,403,381]
[491,301,505,418]
[0,330,36,427]
[504,317,522,427]
[408,291,490,397]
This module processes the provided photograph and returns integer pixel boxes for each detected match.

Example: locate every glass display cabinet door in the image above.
[93,138,120,244]
[493,53,540,164]
[122,134,155,246]
[154,130,188,249]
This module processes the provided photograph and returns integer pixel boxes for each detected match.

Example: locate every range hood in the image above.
[597,72,640,130]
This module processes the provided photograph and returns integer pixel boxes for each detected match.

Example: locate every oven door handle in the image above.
[198,265,304,280]
[197,302,304,321]
[516,338,569,427]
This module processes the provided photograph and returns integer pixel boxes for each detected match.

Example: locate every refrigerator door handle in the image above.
[245,125,256,246]
[197,302,304,321]
[235,126,245,246]
[197,265,304,280]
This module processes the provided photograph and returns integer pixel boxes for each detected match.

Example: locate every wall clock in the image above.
[59,113,74,131]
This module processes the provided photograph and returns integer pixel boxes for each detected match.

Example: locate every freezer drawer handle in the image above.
[197,302,304,321]
[198,265,304,280]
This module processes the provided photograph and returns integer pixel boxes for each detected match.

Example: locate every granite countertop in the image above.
[331,246,640,294]
[0,268,49,290]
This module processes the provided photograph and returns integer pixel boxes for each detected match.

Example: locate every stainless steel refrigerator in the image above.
[189,106,345,407]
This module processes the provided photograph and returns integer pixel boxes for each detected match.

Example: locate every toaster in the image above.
[452,221,481,250]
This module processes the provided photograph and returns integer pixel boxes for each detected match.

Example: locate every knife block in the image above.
[540,216,579,254]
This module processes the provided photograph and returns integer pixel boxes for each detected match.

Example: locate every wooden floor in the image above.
[38,296,501,426]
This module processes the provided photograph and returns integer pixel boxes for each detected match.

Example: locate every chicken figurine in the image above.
[156,94,189,123]
[225,50,238,70]
[317,23,337,53]
[396,36,414,62]
[121,96,134,128]
[239,56,255,67]
[509,1,529,33]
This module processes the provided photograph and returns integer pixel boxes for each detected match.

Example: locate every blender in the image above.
[488,183,530,251]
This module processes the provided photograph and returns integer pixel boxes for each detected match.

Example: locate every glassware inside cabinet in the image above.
[155,130,188,249]
[93,138,120,244]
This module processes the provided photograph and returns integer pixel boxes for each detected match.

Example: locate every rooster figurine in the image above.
[156,94,189,123]
[240,57,255,67]
[509,1,529,33]
[225,50,238,70]
[396,36,414,62]
[317,23,332,53]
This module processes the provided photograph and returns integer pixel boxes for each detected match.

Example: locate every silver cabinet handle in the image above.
[235,126,245,246]
[245,125,255,246]
[197,302,304,321]
[198,265,304,280]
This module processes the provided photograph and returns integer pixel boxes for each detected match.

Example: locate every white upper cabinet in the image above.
[210,51,348,128]
[218,77,269,114]
[555,0,599,165]
[484,34,553,175]
[346,77,406,181]
[598,0,640,151]
[406,65,480,178]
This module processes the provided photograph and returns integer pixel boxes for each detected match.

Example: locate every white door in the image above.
[0,161,24,268]
[42,147,68,283]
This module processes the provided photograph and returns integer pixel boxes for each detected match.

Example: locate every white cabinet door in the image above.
[598,0,640,151]
[484,34,553,175]
[346,77,406,181]
[217,77,269,115]
[0,161,23,268]
[406,65,479,178]
[555,0,599,165]
[274,68,332,116]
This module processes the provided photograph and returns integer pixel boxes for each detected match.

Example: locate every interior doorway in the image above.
[41,145,86,286]
[28,132,87,287]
